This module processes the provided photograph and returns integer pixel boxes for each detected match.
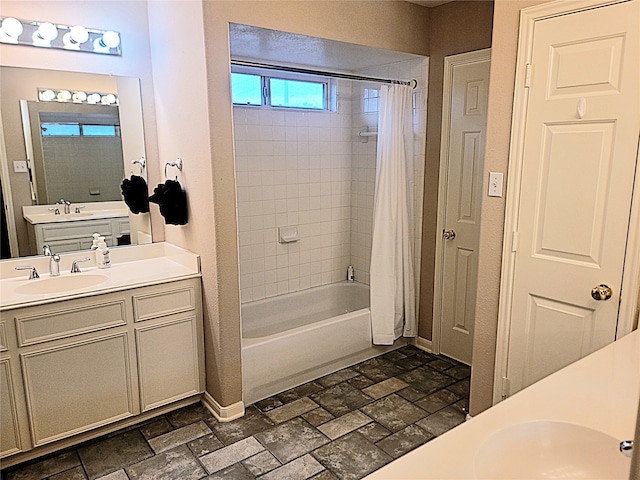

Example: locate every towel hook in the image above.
[164,157,183,180]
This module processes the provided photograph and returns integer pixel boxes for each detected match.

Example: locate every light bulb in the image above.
[69,25,89,43]
[62,32,79,49]
[39,89,56,102]
[1,17,23,38]
[101,31,120,48]
[92,37,109,53]
[72,91,87,103]
[37,22,58,41]
[56,90,71,102]
[87,93,101,104]
[102,94,117,105]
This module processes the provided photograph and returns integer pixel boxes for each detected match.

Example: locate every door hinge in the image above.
[524,63,532,88]
[501,376,511,400]
[511,231,519,252]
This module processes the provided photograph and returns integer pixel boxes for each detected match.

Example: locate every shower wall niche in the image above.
[233,55,428,305]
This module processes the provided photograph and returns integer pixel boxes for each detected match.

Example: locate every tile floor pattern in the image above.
[2,346,470,480]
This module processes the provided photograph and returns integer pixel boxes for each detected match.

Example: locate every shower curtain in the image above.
[370,84,416,345]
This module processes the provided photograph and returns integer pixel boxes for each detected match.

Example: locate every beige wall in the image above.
[469,0,550,416]
[417,0,494,341]
[0,0,163,247]
[146,0,432,407]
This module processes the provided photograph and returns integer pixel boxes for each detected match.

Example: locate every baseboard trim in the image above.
[415,336,433,353]
[202,392,245,423]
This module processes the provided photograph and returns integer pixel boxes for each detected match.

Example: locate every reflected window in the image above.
[41,123,80,136]
[82,124,119,136]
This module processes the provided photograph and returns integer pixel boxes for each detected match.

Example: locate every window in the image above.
[231,72,263,106]
[41,123,80,136]
[231,68,329,111]
[40,122,120,137]
[82,125,119,136]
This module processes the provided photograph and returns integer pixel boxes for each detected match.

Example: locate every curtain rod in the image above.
[231,60,417,89]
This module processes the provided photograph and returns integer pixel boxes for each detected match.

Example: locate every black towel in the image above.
[149,179,188,225]
[120,175,149,214]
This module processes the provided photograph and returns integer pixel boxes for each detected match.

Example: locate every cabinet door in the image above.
[1,358,23,457]
[21,333,135,446]
[136,316,201,411]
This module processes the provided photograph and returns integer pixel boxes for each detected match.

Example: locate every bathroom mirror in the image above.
[0,66,152,258]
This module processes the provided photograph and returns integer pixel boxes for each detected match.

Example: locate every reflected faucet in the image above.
[58,198,71,214]
[43,244,60,277]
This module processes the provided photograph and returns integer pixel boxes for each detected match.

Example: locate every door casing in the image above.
[493,0,640,404]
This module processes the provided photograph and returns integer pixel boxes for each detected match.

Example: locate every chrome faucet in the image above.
[70,257,91,273]
[43,244,60,277]
[59,199,71,214]
[15,266,39,279]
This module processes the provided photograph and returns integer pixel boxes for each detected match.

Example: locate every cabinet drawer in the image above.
[133,286,196,322]
[15,300,127,347]
[40,221,113,242]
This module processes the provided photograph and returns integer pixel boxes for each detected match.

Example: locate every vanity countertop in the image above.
[22,201,129,225]
[366,329,640,479]
[0,242,201,311]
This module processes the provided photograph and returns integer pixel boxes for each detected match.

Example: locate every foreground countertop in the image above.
[366,329,640,479]
[0,242,201,311]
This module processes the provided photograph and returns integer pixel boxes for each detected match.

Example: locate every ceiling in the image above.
[229,23,425,73]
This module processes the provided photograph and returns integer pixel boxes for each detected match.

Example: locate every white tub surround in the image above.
[1,243,205,467]
[242,281,404,404]
[365,329,640,479]
[1,242,200,310]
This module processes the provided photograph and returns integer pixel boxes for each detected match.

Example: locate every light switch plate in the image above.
[488,172,504,197]
[13,161,28,173]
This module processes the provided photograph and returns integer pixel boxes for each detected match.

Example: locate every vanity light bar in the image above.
[38,88,119,105]
[0,17,121,56]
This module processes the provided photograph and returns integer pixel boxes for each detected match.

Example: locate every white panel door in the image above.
[440,53,491,365]
[506,1,639,395]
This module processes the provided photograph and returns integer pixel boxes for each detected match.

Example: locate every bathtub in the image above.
[242,281,404,404]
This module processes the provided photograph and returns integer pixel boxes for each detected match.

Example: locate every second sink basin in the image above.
[474,421,630,479]
[16,274,108,295]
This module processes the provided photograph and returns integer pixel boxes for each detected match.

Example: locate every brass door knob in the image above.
[591,284,613,301]
[443,229,456,240]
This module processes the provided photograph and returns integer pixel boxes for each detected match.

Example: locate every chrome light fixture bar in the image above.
[38,88,119,105]
[0,17,121,55]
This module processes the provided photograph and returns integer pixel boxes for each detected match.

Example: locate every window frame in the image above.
[231,65,332,111]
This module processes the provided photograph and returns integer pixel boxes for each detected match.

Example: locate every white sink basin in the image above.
[15,274,108,295]
[474,421,630,479]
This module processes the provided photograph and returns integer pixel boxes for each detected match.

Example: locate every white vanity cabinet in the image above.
[0,277,204,459]
[32,216,130,252]
[132,282,204,412]
[0,319,31,458]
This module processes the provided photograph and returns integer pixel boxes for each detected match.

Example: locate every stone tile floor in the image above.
[2,345,470,480]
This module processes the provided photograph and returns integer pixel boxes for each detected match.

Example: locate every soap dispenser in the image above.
[90,233,101,250]
[96,236,111,269]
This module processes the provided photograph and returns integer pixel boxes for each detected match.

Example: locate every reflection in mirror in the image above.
[25,102,125,204]
[0,67,152,258]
